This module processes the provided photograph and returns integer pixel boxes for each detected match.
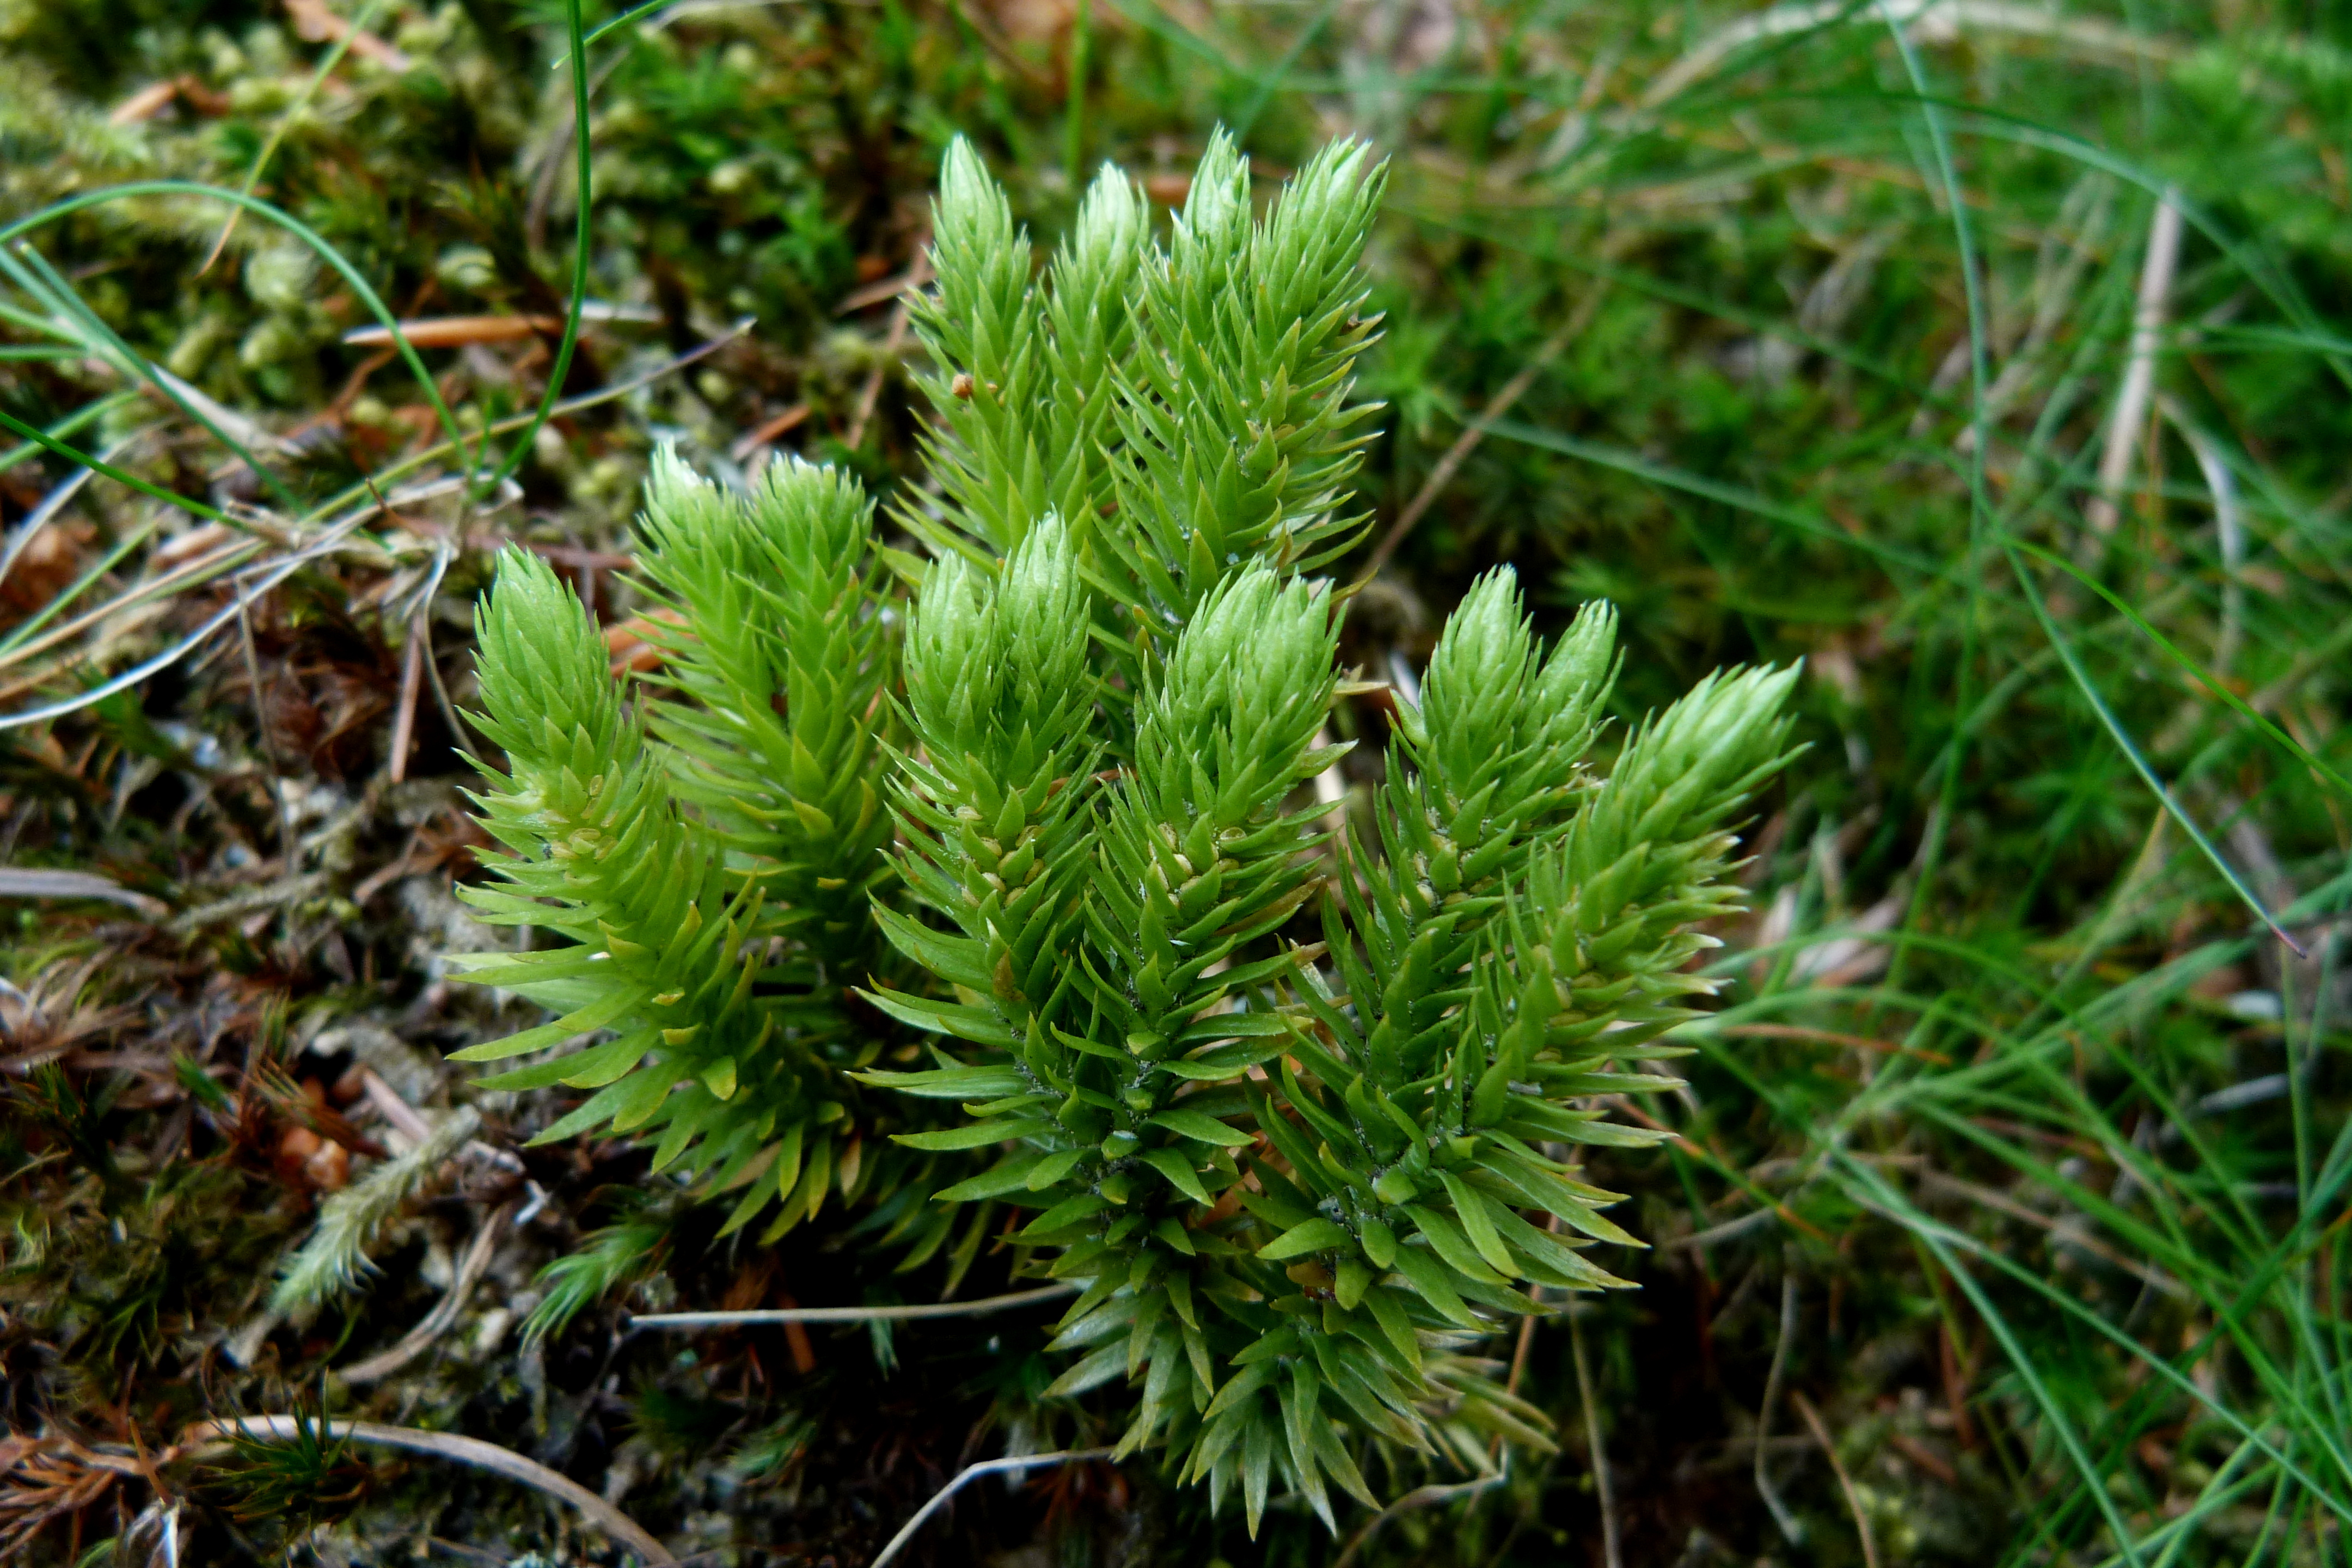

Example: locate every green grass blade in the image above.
[2001,540,2303,955]
[2012,538,2352,798]
[0,408,234,528]
[0,182,470,469]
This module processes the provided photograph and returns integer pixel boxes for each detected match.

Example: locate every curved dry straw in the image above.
[867,1449,1116,1568]
[186,1418,674,1566]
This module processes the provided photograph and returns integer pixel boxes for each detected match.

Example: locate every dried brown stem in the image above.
[845,289,919,451]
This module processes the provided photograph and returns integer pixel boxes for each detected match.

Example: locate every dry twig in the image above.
[729,402,812,464]
[1640,0,2183,113]
[1913,1166,2186,1298]
[844,288,920,451]
[388,610,425,784]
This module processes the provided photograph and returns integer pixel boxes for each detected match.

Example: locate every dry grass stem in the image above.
[1755,1266,1805,1545]
[1359,277,1614,581]
[1792,1389,1882,1568]
[1568,1304,1622,1568]
[0,867,168,919]
[867,1450,1116,1568]
[627,1281,1077,1332]
[2085,189,2183,537]
[336,1202,514,1386]
[1328,1475,1510,1568]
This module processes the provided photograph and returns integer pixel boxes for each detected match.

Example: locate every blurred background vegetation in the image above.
[2,0,2349,1563]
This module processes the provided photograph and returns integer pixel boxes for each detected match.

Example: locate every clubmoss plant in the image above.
[866,133,1800,1529]
[272,1107,481,1312]
[865,542,1796,1527]
[432,130,1797,1522]
[438,454,996,1329]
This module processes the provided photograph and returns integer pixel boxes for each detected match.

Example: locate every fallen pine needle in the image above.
[730,403,812,461]
[342,316,564,350]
